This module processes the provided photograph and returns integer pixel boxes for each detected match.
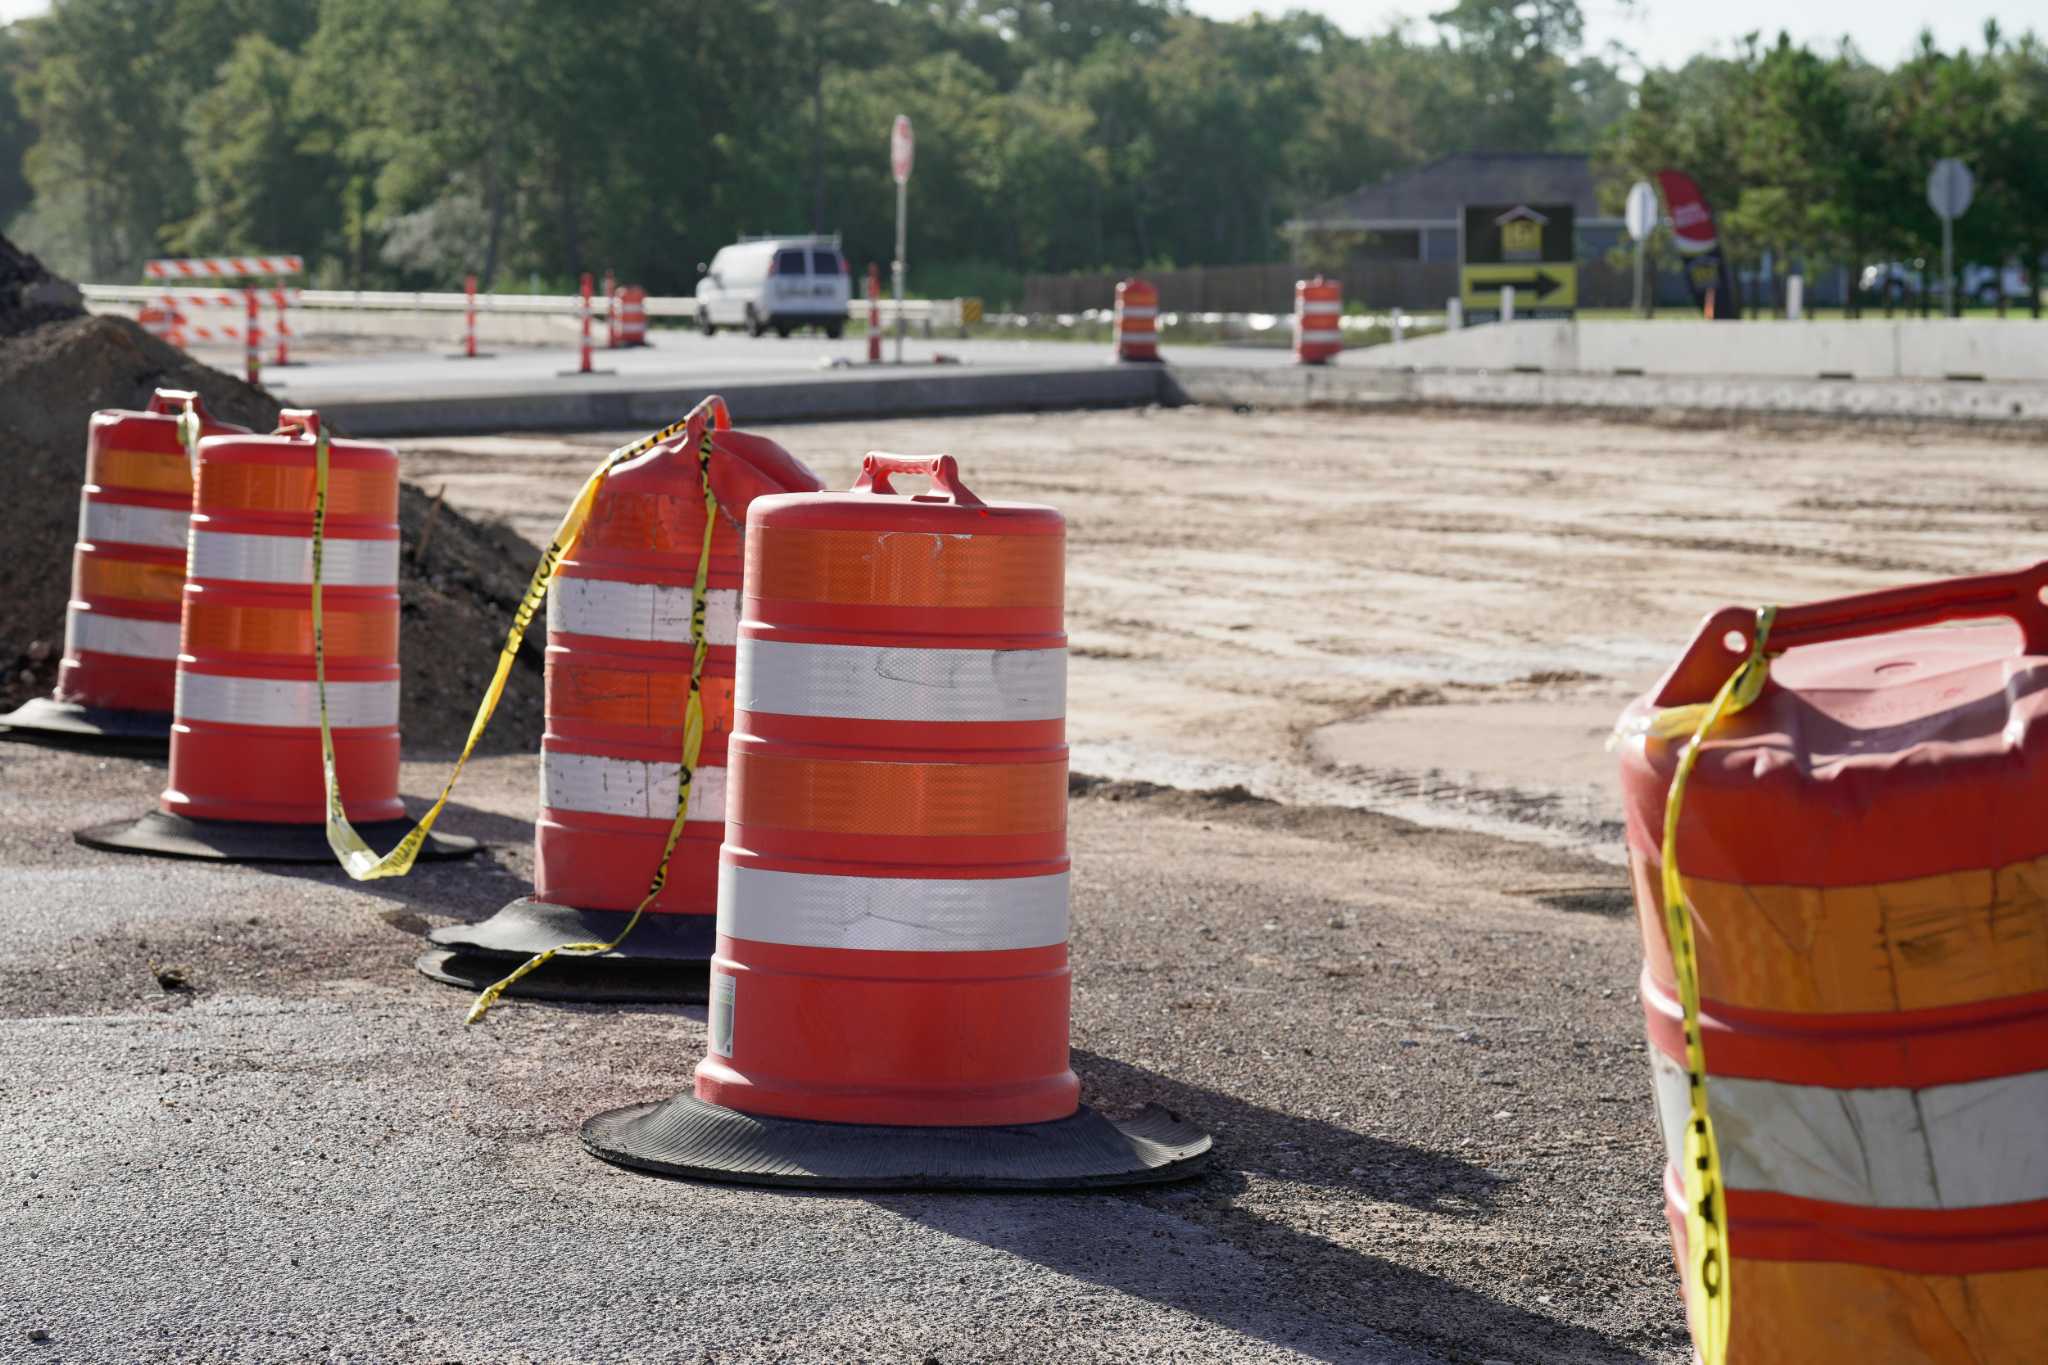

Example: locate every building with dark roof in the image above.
[1286,152,1624,266]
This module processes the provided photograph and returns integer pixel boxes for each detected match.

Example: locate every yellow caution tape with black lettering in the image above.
[462,434,718,1023]
[1637,603,1777,1365]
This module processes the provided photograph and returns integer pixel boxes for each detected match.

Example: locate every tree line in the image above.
[0,1,2041,308]
[1603,24,2048,314]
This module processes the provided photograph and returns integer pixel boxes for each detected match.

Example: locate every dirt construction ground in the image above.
[5,405,2044,1363]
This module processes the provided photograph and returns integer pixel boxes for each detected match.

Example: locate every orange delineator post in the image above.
[578,272,594,373]
[1294,275,1342,365]
[243,288,261,385]
[867,263,882,364]
[272,287,292,367]
[1615,563,2048,1363]
[604,269,618,349]
[578,452,1213,1189]
[464,274,478,357]
[1114,278,1160,362]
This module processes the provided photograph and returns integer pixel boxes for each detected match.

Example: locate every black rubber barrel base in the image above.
[427,898,715,962]
[581,1095,1213,1191]
[73,809,480,865]
[0,697,171,755]
[414,948,710,1005]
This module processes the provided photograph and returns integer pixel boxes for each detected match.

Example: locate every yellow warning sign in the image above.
[1459,262,1578,310]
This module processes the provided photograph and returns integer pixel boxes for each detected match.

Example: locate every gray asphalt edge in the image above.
[322,365,1173,436]
[1162,364,2048,427]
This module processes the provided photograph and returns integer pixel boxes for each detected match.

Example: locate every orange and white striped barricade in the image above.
[76,411,476,865]
[580,453,1212,1188]
[1294,275,1342,365]
[1113,277,1161,362]
[151,288,297,363]
[1615,563,2048,1364]
[418,411,825,1002]
[145,255,304,282]
[0,391,248,751]
[614,286,647,346]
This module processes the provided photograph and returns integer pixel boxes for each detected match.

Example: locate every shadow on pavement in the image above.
[877,1050,1655,1365]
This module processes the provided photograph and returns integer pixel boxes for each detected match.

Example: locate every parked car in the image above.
[1859,260,2035,306]
[695,236,849,338]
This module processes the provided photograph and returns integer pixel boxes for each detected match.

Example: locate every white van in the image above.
[695,236,850,338]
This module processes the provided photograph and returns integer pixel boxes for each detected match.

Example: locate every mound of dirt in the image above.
[0,242,543,755]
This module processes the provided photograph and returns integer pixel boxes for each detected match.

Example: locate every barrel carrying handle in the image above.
[275,408,323,439]
[148,388,207,419]
[851,452,984,507]
[1652,561,2048,707]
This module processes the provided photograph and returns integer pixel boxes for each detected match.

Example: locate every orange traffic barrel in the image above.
[1113,278,1160,363]
[0,391,247,752]
[580,453,1212,1187]
[1294,276,1342,365]
[1615,563,2048,1363]
[75,411,476,865]
[418,413,825,1003]
[614,286,648,347]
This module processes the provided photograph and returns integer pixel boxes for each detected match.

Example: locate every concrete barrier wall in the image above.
[1355,319,2048,383]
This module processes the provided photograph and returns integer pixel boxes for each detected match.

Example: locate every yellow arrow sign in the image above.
[1461,263,1577,309]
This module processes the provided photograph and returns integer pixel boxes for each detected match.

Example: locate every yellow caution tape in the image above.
[310,410,707,881]
[1648,604,1776,1365]
[462,432,719,1023]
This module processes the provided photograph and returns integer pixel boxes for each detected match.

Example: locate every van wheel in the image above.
[698,310,715,336]
[745,307,765,338]
[824,321,844,340]
[775,324,792,338]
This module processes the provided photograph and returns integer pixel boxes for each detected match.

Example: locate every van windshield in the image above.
[774,248,808,275]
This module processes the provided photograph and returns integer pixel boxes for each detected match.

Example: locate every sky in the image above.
[1,0,2043,69]
[1183,0,2048,71]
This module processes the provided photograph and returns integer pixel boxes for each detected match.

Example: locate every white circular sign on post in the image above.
[891,114,914,185]
[1625,181,1658,242]
[1927,158,1974,221]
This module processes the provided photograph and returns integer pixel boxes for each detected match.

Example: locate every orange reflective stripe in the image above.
[184,602,398,657]
[199,462,397,519]
[90,446,192,496]
[1731,1258,2048,1363]
[749,527,1062,609]
[580,490,726,555]
[736,755,1067,835]
[548,665,737,730]
[1635,851,2048,1015]
[76,556,184,604]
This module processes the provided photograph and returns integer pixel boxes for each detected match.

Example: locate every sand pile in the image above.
[0,235,543,754]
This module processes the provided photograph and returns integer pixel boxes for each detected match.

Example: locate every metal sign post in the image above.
[1625,181,1657,318]
[891,114,913,365]
[1927,158,1974,319]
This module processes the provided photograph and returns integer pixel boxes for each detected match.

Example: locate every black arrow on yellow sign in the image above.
[1470,269,1567,300]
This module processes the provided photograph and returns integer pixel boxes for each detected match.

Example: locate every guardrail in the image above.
[82,284,966,326]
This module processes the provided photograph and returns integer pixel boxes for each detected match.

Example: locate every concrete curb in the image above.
[323,365,1167,436]
[1164,365,2048,428]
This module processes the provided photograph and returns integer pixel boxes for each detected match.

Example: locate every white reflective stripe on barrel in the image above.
[718,865,1069,953]
[79,500,189,550]
[187,530,398,587]
[1298,330,1342,344]
[737,640,1065,722]
[1118,305,1158,320]
[548,578,739,647]
[1300,301,1343,315]
[541,751,728,822]
[64,611,181,660]
[174,672,399,728]
[1649,1048,2048,1211]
